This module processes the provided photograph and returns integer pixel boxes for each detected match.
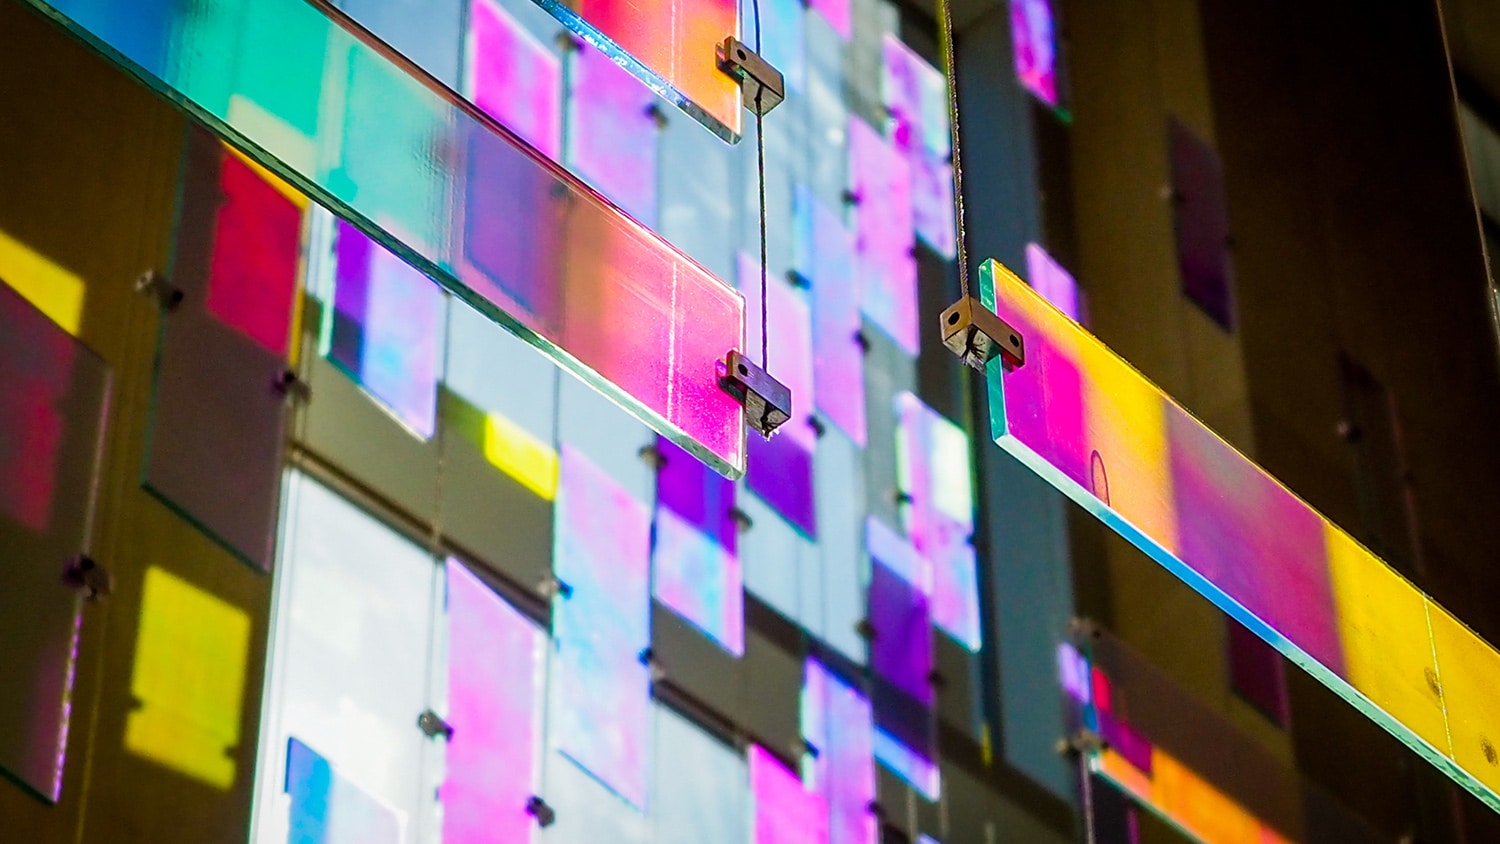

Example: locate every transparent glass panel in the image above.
[751,744,829,844]
[327,219,446,440]
[442,559,546,844]
[566,42,660,227]
[253,471,440,844]
[34,0,746,477]
[1009,0,1059,107]
[284,737,406,843]
[978,257,1500,810]
[336,0,463,87]
[550,446,654,809]
[653,506,744,655]
[144,137,297,570]
[813,429,867,663]
[871,727,938,801]
[652,705,749,844]
[0,281,108,802]
[894,392,979,651]
[467,0,562,160]
[755,0,806,94]
[794,186,865,446]
[802,661,877,844]
[848,118,917,354]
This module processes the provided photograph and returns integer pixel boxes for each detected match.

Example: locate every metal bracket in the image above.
[135,270,183,312]
[63,555,111,601]
[1062,728,1104,756]
[720,350,792,439]
[274,369,312,403]
[717,37,785,116]
[417,709,455,742]
[526,795,557,827]
[538,575,573,600]
[940,297,1025,372]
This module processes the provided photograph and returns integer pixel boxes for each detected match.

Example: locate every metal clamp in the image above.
[719,350,792,439]
[940,297,1025,372]
[63,555,111,601]
[717,37,785,116]
[135,270,183,312]
[526,795,557,827]
[274,370,312,403]
[417,709,455,742]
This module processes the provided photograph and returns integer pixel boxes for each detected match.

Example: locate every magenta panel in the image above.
[653,506,745,655]
[204,152,301,357]
[803,661,877,844]
[1009,0,1058,106]
[551,446,654,808]
[568,43,660,226]
[794,186,865,445]
[848,118,917,354]
[808,0,850,39]
[751,745,830,844]
[442,559,545,844]
[469,0,562,160]
[1024,243,1082,324]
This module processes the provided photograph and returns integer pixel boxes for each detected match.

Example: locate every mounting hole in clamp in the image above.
[738,363,749,376]
[947,312,960,325]
[1010,334,1020,347]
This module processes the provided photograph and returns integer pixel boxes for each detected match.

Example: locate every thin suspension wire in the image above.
[936,0,971,300]
[752,0,769,369]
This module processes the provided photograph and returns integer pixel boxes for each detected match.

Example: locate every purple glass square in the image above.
[655,435,737,553]
[568,44,660,226]
[442,559,545,844]
[1010,0,1058,106]
[911,150,956,259]
[1168,119,1234,329]
[551,446,654,808]
[794,186,866,445]
[751,745,830,844]
[747,433,817,537]
[1025,243,1082,324]
[653,506,745,655]
[848,119,917,354]
[469,0,562,160]
[869,562,933,707]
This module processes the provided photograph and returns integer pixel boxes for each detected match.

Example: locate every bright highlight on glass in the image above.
[981,257,1500,811]
[285,737,405,844]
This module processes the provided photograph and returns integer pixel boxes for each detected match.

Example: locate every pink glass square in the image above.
[848,119,917,354]
[1009,0,1058,106]
[1024,243,1082,323]
[808,0,851,39]
[469,0,562,160]
[205,150,301,357]
[795,186,866,445]
[751,745,830,844]
[568,44,659,226]
[803,661,877,844]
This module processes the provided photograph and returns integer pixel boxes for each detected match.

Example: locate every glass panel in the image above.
[0,229,86,335]
[880,36,954,259]
[1009,0,1059,107]
[653,506,744,655]
[35,0,747,477]
[751,744,829,844]
[144,137,295,569]
[284,737,405,843]
[894,392,979,651]
[336,0,463,86]
[550,446,654,809]
[813,429,868,663]
[652,705,749,844]
[755,0,806,93]
[467,0,562,160]
[566,43,660,227]
[978,257,1500,810]
[794,186,866,446]
[803,661,878,844]
[871,727,939,801]
[125,567,253,790]
[442,559,546,844]
[848,118,917,354]
[328,219,446,440]
[1024,243,1083,324]
[538,743,651,844]
[1168,120,1234,329]
[254,471,439,844]
[867,520,933,708]
[807,0,850,40]
[0,281,108,801]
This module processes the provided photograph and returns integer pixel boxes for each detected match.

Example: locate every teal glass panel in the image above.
[32,0,747,478]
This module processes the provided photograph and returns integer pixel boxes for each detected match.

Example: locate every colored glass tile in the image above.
[0,281,108,802]
[484,411,560,500]
[1024,243,1082,324]
[872,727,940,801]
[567,43,660,226]
[881,38,954,259]
[895,392,980,650]
[751,745,830,844]
[442,559,546,844]
[803,661,878,844]
[1169,120,1235,329]
[653,704,749,844]
[328,219,445,439]
[910,151,957,259]
[656,435,738,551]
[979,256,1500,810]
[848,118,917,354]
[36,0,746,477]
[1009,0,1058,106]
[808,0,850,39]
[0,230,84,335]
[205,147,303,357]
[794,186,866,445]
[654,506,745,655]
[285,737,404,844]
[868,559,933,707]
[126,567,252,790]
[551,446,654,808]
[754,0,807,93]
[468,0,562,160]
[1056,642,1091,706]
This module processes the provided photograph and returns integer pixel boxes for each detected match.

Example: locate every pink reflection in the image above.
[205,151,300,357]
[442,560,544,844]
[1009,0,1058,106]
[751,745,830,844]
[849,119,917,354]
[1025,243,1082,324]
[994,306,1091,491]
[795,188,866,445]
[804,661,877,844]
[808,0,851,39]
[568,44,659,226]
[469,0,561,160]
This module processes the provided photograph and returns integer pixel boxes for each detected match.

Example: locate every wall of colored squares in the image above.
[2,0,1067,840]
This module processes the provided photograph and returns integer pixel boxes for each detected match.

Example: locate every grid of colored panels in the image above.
[848,118,917,354]
[36,0,747,478]
[541,0,741,141]
[751,745,829,844]
[1009,0,1058,107]
[980,257,1500,810]
[551,446,654,808]
[794,186,866,446]
[328,219,446,440]
[467,0,561,160]
[442,559,545,844]
[285,738,404,844]
[0,281,109,802]
[802,661,878,844]
[895,392,980,651]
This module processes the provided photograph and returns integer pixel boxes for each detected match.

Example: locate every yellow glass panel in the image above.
[1097,748,1152,801]
[1150,749,1262,844]
[1430,604,1500,797]
[484,411,559,500]
[0,230,84,335]
[1324,525,1449,757]
[125,566,252,789]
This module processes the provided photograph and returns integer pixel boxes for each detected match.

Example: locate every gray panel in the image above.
[444,299,558,442]
[652,705,748,844]
[659,99,738,283]
[843,0,897,130]
[538,750,650,844]
[335,0,464,87]
[861,323,914,529]
[942,761,1071,844]
[814,427,868,662]
[804,14,851,213]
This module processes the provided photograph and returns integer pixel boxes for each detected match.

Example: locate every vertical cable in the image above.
[936,0,970,300]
